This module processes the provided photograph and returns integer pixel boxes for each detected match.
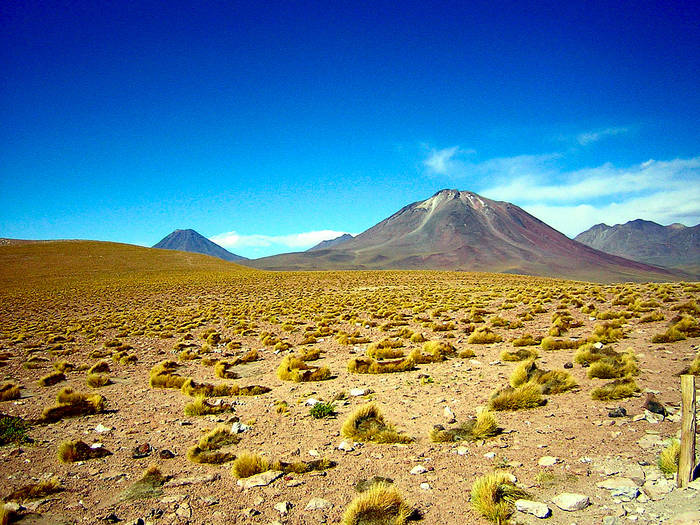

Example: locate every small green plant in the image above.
[310,401,335,419]
[0,413,31,445]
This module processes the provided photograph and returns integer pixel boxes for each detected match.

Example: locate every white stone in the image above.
[273,501,292,515]
[94,424,111,433]
[231,421,250,434]
[305,398,321,406]
[597,477,638,490]
[443,406,456,421]
[305,497,333,510]
[484,452,496,459]
[410,465,427,475]
[349,388,369,397]
[515,499,552,518]
[538,456,559,467]
[308,449,319,457]
[338,441,354,452]
[644,410,664,424]
[456,446,469,455]
[236,470,283,489]
[420,482,431,490]
[551,493,590,511]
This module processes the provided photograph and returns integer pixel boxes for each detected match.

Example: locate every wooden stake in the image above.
[678,374,696,488]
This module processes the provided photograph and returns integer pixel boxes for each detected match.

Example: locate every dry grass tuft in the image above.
[57,440,111,462]
[38,371,66,387]
[231,451,271,478]
[187,426,240,464]
[591,377,640,400]
[39,388,105,423]
[277,355,332,382]
[0,383,21,402]
[5,477,64,502]
[184,396,233,416]
[500,348,538,361]
[119,464,167,501]
[341,482,413,525]
[347,355,415,374]
[658,439,680,477]
[431,409,499,442]
[86,373,111,387]
[149,360,186,389]
[488,382,546,411]
[87,360,110,374]
[470,471,528,523]
[341,403,412,444]
[467,328,503,344]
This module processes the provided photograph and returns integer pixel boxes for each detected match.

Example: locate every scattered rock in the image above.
[159,449,175,459]
[515,499,552,518]
[643,478,675,500]
[643,393,667,416]
[563,361,573,369]
[456,446,469,456]
[551,493,590,511]
[538,456,559,467]
[644,409,664,424]
[420,482,431,490]
[231,421,250,434]
[410,465,427,475]
[201,496,219,506]
[305,398,321,406]
[94,424,112,433]
[484,452,496,459]
[349,388,370,397]
[274,501,292,515]
[338,441,354,452]
[175,502,191,519]
[443,406,456,422]
[132,443,152,459]
[597,477,638,490]
[608,407,627,418]
[236,470,283,489]
[637,434,665,449]
[240,508,260,517]
[305,497,332,510]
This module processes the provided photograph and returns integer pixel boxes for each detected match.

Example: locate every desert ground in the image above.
[1,242,699,524]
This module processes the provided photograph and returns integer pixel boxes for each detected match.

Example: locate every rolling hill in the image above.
[245,189,678,282]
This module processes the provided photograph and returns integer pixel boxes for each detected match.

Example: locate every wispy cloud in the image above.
[576,126,629,145]
[422,143,700,237]
[480,156,700,236]
[423,146,557,180]
[209,229,354,258]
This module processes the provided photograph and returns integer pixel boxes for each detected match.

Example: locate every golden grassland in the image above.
[0,240,699,523]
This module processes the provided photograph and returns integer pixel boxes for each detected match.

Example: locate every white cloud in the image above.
[576,126,629,145]
[209,229,354,258]
[478,156,700,236]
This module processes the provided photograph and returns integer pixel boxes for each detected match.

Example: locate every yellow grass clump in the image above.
[470,471,528,524]
[39,388,105,423]
[57,440,111,462]
[347,355,415,374]
[341,482,413,525]
[467,328,503,344]
[658,439,680,477]
[591,377,640,400]
[431,408,500,442]
[276,355,331,382]
[0,382,21,401]
[149,360,187,389]
[488,382,546,411]
[5,477,64,502]
[341,403,412,444]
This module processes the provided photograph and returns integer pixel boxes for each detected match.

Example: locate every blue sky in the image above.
[1,1,698,258]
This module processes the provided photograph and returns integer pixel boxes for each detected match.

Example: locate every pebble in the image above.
[538,456,559,467]
[420,482,431,490]
[338,441,354,452]
[484,452,496,459]
[350,388,370,396]
[410,465,427,475]
[274,501,292,515]
[231,421,250,433]
[236,470,283,489]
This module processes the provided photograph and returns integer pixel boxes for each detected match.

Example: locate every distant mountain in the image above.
[307,233,354,251]
[246,189,677,282]
[153,229,247,262]
[575,219,700,274]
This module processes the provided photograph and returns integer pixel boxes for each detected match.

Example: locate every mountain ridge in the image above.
[153,229,247,262]
[244,189,680,282]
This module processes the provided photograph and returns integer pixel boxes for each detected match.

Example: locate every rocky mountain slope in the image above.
[245,190,676,282]
[153,229,247,262]
[575,220,699,275]
[307,233,354,251]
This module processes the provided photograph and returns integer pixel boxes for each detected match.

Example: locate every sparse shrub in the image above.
[458,348,476,358]
[119,465,167,501]
[53,361,74,372]
[86,373,111,387]
[341,403,411,444]
[57,440,111,462]
[310,401,336,419]
[410,332,426,343]
[38,371,66,387]
[187,426,240,464]
[470,471,527,524]
[214,360,239,379]
[652,326,686,343]
[184,396,233,416]
[540,336,581,351]
[341,482,412,525]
